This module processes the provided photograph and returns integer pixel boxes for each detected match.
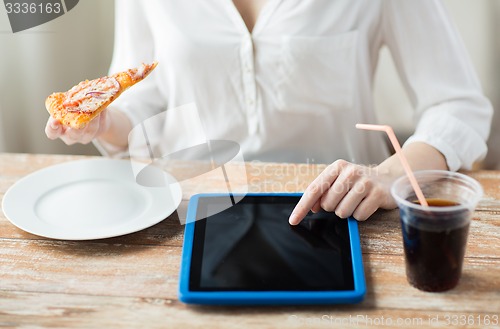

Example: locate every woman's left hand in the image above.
[288,159,397,224]
[288,142,449,225]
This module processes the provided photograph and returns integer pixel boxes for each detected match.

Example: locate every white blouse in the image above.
[99,0,492,171]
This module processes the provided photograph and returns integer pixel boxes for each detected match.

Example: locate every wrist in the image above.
[98,109,131,148]
[375,141,449,182]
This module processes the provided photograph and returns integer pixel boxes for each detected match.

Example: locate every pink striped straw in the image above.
[356,123,429,207]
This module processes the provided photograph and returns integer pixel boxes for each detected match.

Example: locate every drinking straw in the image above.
[356,123,429,207]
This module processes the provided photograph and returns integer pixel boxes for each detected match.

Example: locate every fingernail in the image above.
[50,121,59,130]
[289,213,298,225]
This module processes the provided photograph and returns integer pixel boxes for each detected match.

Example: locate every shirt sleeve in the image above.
[381,0,493,171]
[93,0,166,157]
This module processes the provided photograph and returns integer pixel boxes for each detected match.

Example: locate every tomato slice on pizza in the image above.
[46,62,158,129]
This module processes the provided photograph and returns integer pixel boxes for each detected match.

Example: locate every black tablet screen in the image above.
[189,195,355,291]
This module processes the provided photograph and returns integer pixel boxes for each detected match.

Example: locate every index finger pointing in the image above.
[288,161,344,225]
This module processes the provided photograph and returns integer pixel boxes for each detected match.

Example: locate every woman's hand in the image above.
[45,109,132,148]
[289,159,397,224]
[45,111,110,145]
[289,142,449,225]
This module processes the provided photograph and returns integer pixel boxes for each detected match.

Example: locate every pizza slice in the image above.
[45,62,158,129]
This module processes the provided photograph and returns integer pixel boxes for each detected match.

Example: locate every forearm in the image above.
[377,142,448,179]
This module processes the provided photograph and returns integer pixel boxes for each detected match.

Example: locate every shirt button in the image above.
[247,99,254,106]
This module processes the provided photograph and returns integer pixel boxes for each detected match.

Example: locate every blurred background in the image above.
[0,0,499,168]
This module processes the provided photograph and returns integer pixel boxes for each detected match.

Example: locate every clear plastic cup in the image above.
[391,170,483,292]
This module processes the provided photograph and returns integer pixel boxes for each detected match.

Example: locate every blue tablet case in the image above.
[179,193,366,305]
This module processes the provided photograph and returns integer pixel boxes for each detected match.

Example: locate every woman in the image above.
[46,0,492,224]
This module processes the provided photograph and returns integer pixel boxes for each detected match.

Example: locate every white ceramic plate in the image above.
[2,158,182,240]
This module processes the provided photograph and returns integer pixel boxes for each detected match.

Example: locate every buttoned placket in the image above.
[240,33,258,135]
[225,0,281,135]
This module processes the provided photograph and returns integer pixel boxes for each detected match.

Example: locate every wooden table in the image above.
[0,153,499,329]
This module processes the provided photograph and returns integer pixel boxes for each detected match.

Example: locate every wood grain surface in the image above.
[0,153,498,329]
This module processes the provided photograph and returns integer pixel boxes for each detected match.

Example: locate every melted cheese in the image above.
[127,63,147,81]
[63,77,120,113]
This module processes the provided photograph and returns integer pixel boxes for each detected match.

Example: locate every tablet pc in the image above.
[179,193,366,305]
